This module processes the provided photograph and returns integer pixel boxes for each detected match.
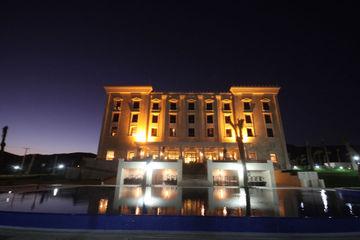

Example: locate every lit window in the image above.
[207,128,214,137]
[244,102,251,111]
[248,152,257,160]
[152,102,159,110]
[152,115,158,123]
[223,103,231,111]
[267,128,274,137]
[111,126,117,136]
[131,114,138,123]
[270,153,278,163]
[169,114,176,123]
[245,114,252,124]
[106,151,114,160]
[188,102,195,110]
[133,101,140,110]
[225,116,231,124]
[207,115,213,124]
[114,100,121,111]
[262,102,270,111]
[206,102,213,110]
[188,128,195,137]
[112,113,119,122]
[130,126,137,136]
[264,114,272,124]
[151,128,158,137]
[98,199,108,214]
[225,129,232,137]
[188,115,195,124]
[247,128,254,137]
[170,102,177,110]
[127,151,135,160]
[170,128,176,137]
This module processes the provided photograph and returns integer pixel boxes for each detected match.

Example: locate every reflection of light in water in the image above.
[346,203,353,215]
[223,207,227,216]
[300,201,304,209]
[201,205,205,216]
[135,206,140,215]
[53,188,58,196]
[320,190,328,213]
[98,199,108,214]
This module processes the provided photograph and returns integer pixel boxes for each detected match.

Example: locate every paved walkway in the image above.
[1,227,360,240]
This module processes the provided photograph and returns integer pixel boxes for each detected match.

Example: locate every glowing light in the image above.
[320,189,328,213]
[339,166,344,170]
[346,203,353,215]
[219,152,224,159]
[98,199,108,214]
[353,155,360,161]
[135,130,147,142]
[135,206,141,215]
[12,165,21,170]
[140,150,145,158]
[201,205,205,216]
[53,188,59,196]
[57,164,65,169]
[8,191,12,194]
[223,207,227,216]
[293,165,299,170]
[315,165,320,169]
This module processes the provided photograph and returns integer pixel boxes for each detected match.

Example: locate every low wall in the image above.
[0,211,360,233]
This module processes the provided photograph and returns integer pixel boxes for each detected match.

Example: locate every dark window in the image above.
[267,128,274,137]
[247,128,254,137]
[152,102,159,110]
[131,114,138,123]
[225,116,231,124]
[151,128,157,137]
[111,126,117,136]
[170,128,176,137]
[169,114,176,123]
[188,115,195,123]
[188,102,195,110]
[262,102,270,111]
[245,115,252,124]
[225,129,232,137]
[264,114,272,124]
[188,128,195,137]
[206,102,213,110]
[170,102,177,110]
[223,103,231,111]
[244,102,251,111]
[112,113,119,122]
[207,115,213,124]
[152,115,158,123]
[114,100,121,111]
[207,128,214,137]
[133,101,140,109]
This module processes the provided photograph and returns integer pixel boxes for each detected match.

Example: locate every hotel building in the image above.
[97,86,289,170]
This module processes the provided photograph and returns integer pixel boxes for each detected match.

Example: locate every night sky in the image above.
[1,1,359,155]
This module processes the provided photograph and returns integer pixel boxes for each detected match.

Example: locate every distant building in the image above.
[97,86,289,170]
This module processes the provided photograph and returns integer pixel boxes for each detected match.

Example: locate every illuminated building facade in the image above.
[97,85,289,170]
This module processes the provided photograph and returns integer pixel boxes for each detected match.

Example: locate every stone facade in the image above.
[97,86,290,169]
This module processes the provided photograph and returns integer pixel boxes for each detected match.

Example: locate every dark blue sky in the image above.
[1,0,359,155]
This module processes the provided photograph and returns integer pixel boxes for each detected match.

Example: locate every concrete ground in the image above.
[0,227,360,240]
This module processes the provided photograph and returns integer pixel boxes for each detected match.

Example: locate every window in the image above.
[188,115,195,124]
[188,102,195,110]
[270,153,278,163]
[131,114,138,123]
[188,128,195,137]
[111,126,117,136]
[169,114,176,123]
[130,126,137,136]
[170,102,177,110]
[152,115,158,123]
[247,128,254,137]
[225,129,232,137]
[244,102,251,111]
[225,115,231,124]
[223,103,231,111]
[112,113,119,122]
[106,151,114,161]
[207,115,213,124]
[127,151,135,160]
[114,100,121,111]
[206,102,213,110]
[151,128,157,137]
[245,114,252,124]
[264,114,272,124]
[248,152,257,160]
[152,102,159,110]
[207,128,214,137]
[262,102,270,111]
[267,128,274,137]
[133,101,140,110]
[169,128,176,137]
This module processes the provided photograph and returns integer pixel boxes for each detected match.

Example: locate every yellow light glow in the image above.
[134,130,147,142]
[98,198,108,214]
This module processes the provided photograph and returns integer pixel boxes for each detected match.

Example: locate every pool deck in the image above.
[0,227,360,240]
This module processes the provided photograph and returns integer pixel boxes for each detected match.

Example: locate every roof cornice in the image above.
[104,86,153,94]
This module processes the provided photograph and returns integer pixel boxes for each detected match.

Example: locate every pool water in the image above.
[0,186,359,218]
